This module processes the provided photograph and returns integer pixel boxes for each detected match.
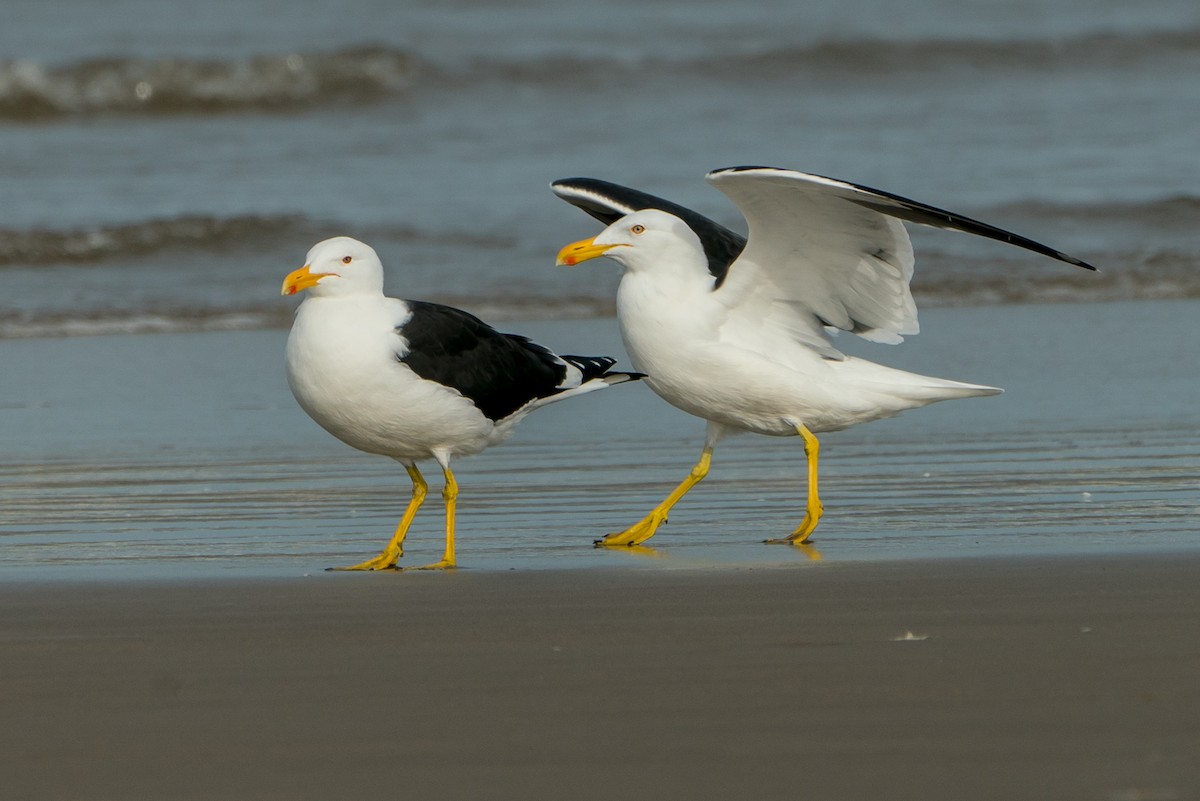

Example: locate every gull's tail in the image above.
[541,354,645,406]
[560,354,645,387]
[838,356,1002,410]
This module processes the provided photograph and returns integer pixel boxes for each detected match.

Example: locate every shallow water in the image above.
[2,421,1195,581]
[2,304,1197,581]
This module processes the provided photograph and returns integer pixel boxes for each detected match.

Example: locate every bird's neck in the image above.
[616,265,722,366]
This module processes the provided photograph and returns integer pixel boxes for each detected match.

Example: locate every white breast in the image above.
[285,296,494,460]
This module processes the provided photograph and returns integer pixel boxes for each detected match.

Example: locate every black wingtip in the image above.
[709,165,773,175]
[561,353,628,381]
[551,177,592,187]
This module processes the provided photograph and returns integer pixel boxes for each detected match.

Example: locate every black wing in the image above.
[397,301,615,422]
[551,177,747,286]
[712,165,1098,271]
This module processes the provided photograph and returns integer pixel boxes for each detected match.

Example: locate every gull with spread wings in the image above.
[555,166,1095,548]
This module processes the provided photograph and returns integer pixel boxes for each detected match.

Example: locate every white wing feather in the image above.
[707,168,920,345]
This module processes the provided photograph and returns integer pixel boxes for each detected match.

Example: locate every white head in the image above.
[555,209,707,276]
[281,236,385,298]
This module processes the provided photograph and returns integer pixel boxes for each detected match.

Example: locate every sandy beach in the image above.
[2,300,1199,799]
[3,555,1199,801]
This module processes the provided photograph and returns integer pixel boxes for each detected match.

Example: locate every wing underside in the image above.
[707,166,1095,345]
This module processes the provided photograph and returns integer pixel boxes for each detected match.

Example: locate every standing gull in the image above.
[554,166,1096,548]
[282,236,640,570]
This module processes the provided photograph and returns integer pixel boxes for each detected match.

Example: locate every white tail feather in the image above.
[840,356,1002,405]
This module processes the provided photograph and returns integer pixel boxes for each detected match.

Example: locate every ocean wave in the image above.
[914,247,1200,306]
[992,195,1200,231]
[702,28,1200,79]
[0,215,312,265]
[0,45,421,120]
[0,308,293,340]
[4,194,1192,267]
[0,214,508,266]
[0,296,616,340]
[1,195,1196,339]
[463,27,1200,87]
[1,245,1196,340]
[5,27,1196,120]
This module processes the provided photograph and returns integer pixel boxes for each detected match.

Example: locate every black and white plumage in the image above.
[397,300,621,423]
[282,236,640,570]
[554,166,1096,549]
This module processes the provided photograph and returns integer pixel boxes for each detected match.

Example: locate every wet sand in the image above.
[2,300,1198,576]
[3,554,1199,801]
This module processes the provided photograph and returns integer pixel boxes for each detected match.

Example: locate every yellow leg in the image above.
[331,463,426,571]
[766,424,824,545]
[416,466,457,570]
[598,446,713,548]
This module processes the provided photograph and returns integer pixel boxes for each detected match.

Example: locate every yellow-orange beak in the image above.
[281,265,332,296]
[555,236,620,266]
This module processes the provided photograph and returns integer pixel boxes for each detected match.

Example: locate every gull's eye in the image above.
[630,224,646,235]
[341,256,353,264]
